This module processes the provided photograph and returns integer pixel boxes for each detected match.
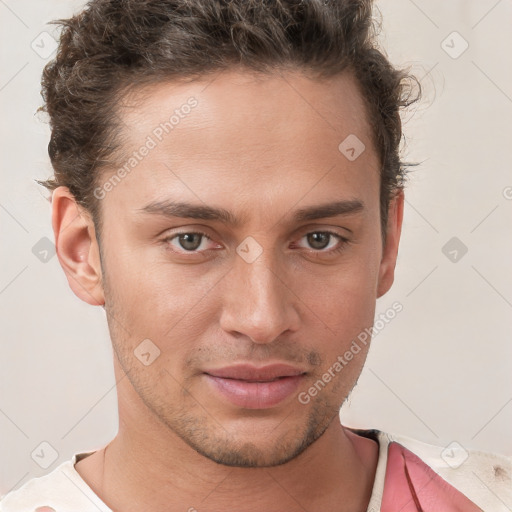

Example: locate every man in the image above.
[1,0,510,510]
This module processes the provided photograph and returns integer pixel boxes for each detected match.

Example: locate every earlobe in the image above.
[377,190,404,298]
[51,186,105,306]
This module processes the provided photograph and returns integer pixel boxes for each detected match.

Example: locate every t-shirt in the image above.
[1,428,511,511]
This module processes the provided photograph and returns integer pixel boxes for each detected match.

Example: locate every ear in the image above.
[51,186,105,306]
[377,189,404,298]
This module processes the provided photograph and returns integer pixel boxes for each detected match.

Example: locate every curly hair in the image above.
[37,0,420,239]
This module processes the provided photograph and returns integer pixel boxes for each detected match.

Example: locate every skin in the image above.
[52,68,404,511]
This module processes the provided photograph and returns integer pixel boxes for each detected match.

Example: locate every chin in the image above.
[176,403,335,468]
[191,437,311,468]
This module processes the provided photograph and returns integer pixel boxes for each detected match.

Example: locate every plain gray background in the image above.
[1,0,511,496]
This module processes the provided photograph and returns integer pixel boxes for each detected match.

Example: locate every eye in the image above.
[296,231,348,254]
[162,229,349,258]
[163,231,218,253]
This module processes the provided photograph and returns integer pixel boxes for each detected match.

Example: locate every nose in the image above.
[219,248,300,344]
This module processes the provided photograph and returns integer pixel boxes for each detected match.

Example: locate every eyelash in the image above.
[162,230,350,258]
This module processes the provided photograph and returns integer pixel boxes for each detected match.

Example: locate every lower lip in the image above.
[204,374,305,409]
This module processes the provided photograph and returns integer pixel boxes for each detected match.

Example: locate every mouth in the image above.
[203,364,307,410]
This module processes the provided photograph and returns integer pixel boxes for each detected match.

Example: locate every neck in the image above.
[76,370,378,512]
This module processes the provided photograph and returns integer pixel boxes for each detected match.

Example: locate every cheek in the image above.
[103,250,223,365]
[302,270,377,395]
[106,245,215,318]
[308,260,380,338]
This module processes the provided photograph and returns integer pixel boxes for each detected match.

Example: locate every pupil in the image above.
[180,233,201,251]
[308,232,329,250]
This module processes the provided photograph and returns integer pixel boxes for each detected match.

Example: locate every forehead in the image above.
[118,68,373,153]
[100,69,380,222]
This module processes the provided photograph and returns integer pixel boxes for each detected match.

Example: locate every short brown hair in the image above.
[37,0,420,239]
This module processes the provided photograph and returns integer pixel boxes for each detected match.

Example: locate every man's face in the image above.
[88,69,399,467]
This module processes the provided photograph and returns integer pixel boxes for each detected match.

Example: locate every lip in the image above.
[205,363,306,381]
[203,364,307,409]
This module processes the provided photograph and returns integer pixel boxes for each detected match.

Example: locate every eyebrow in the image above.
[137,198,364,226]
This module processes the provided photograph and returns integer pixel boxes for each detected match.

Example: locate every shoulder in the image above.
[1,460,70,512]
[0,456,110,512]
[377,430,512,510]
